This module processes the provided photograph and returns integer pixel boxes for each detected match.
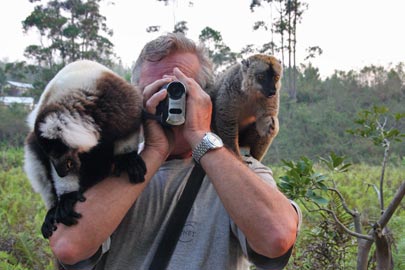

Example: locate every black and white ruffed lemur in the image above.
[209,54,283,161]
[24,60,146,238]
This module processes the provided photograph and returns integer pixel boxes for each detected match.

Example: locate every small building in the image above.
[0,96,35,110]
[3,80,34,96]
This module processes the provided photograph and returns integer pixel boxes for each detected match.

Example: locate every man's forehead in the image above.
[139,52,200,88]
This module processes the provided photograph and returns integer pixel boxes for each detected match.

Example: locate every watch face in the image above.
[207,133,223,147]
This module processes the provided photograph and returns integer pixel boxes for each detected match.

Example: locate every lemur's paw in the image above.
[41,206,57,239]
[114,151,147,183]
[55,191,85,226]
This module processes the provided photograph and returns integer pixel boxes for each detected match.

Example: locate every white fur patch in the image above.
[27,105,39,131]
[51,166,80,197]
[24,145,55,209]
[114,131,140,155]
[39,111,100,152]
[27,60,111,131]
[39,60,109,107]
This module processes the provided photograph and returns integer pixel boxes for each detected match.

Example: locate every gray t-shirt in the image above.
[64,156,297,270]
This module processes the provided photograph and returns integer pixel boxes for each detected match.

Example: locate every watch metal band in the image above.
[192,138,210,163]
[192,132,223,164]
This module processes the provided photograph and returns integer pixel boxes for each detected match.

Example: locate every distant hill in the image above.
[264,64,405,165]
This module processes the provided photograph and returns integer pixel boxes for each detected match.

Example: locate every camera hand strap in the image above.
[142,109,162,122]
[148,164,205,270]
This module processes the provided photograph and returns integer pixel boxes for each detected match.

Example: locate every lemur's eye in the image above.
[66,159,73,170]
[257,74,265,81]
[274,75,280,82]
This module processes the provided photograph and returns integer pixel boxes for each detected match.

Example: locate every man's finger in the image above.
[143,77,173,102]
[173,67,198,96]
[145,89,167,114]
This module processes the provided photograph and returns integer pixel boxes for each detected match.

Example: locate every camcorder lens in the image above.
[167,82,185,100]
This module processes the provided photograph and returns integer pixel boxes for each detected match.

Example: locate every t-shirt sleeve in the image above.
[230,156,302,270]
[230,203,300,270]
[59,237,111,270]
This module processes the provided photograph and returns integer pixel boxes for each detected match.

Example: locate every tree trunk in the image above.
[357,181,405,270]
[357,238,373,270]
[379,139,390,211]
[269,2,275,55]
[292,0,297,100]
[287,0,293,99]
[375,228,393,270]
[279,2,285,70]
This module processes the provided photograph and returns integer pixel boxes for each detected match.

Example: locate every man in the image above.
[50,33,301,270]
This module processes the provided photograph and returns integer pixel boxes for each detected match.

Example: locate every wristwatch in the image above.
[192,132,224,164]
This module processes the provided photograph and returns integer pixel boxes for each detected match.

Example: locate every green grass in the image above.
[0,147,55,270]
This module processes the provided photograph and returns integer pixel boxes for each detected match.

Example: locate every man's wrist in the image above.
[192,132,224,164]
[140,146,167,167]
[187,131,209,150]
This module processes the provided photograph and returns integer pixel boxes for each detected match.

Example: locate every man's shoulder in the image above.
[242,155,273,173]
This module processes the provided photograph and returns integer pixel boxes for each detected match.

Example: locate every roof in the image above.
[7,80,34,89]
[0,96,34,105]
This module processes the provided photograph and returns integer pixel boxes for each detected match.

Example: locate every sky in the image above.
[0,0,404,78]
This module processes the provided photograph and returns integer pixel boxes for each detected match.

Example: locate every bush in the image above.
[0,105,29,147]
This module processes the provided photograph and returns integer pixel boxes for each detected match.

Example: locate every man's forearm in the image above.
[49,149,164,265]
[199,147,299,258]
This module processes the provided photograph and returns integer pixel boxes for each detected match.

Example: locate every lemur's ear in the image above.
[241,59,250,72]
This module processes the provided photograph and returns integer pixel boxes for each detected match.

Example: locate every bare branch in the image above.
[318,207,373,241]
[377,180,405,229]
[327,187,358,217]
[365,183,381,202]
[379,138,390,212]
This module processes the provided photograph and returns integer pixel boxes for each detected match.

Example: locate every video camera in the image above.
[156,81,186,127]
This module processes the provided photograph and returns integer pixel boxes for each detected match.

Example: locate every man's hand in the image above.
[173,67,213,149]
[142,77,174,161]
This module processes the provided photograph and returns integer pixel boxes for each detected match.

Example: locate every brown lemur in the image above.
[209,54,283,161]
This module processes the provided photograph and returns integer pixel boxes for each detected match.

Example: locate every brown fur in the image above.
[210,54,283,161]
[92,71,143,141]
[35,70,143,144]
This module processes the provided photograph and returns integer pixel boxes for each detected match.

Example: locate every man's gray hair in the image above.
[131,33,214,91]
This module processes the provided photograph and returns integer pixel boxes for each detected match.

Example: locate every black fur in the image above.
[29,131,147,238]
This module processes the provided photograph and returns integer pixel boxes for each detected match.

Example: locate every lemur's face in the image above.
[39,136,81,177]
[253,65,280,97]
[34,109,82,178]
[242,55,283,98]
[49,142,80,178]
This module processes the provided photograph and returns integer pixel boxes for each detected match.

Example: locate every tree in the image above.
[287,0,307,100]
[22,0,115,90]
[152,0,193,35]
[173,20,188,35]
[250,0,285,58]
[151,0,238,72]
[0,66,7,92]
[198,27,238,72]
[4,62,28,82]
[146,25,161,33]
[250,0,310,100]
[304,46,323,61]
[23,0,114,66]
[280,106,405,269]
